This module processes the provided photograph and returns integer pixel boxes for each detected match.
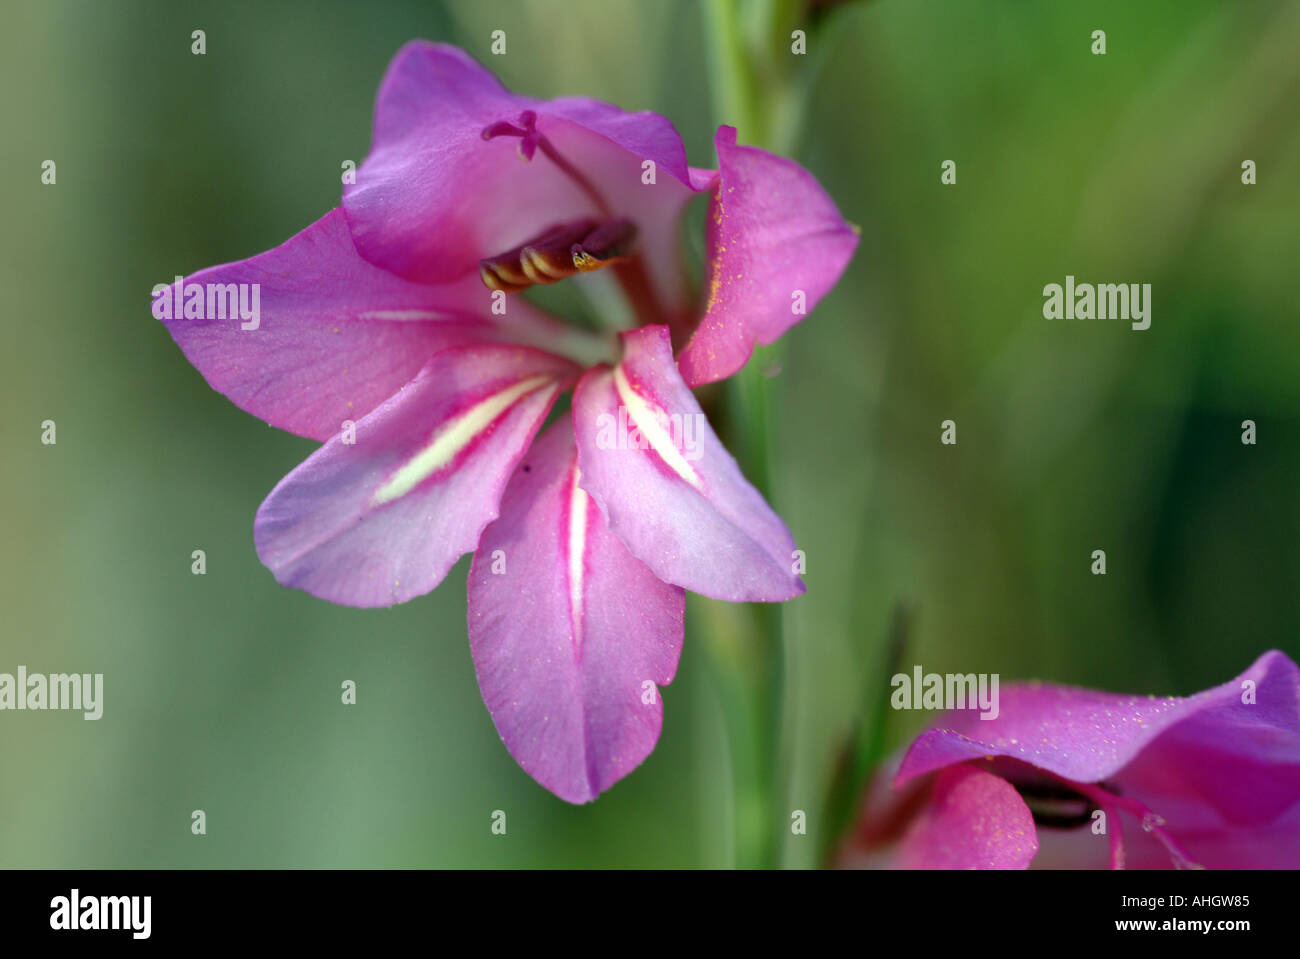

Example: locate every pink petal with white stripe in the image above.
[572,325,804,602]
[158,208,557,442]
[468,423,684,803]
[254,345,577,607]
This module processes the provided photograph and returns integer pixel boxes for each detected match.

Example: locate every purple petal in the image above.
[572,325,804,602]
[468,423,684,803]
[1113,652,1300,832]
[895,652,1300,825]
[894,765,1039,869]
[254,345,577,607]
[543,96,692,187]
[688,167,720,192]
[675,126,860,387]
[343,40,697,309]
[157,208,535,441]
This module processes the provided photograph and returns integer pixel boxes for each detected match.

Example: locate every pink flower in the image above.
[157,42,857,801]
[848,651,1300,868]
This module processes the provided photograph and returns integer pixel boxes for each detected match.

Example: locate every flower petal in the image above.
[254,345,577,607]
[1112,652,1300,828]
[468,423,684,803]
[675,126,860,387]
[894,765,1039,870]
[572,325,804,602]
[157,208,538,441]
[343,40,696,309]
[895,651,1300,810]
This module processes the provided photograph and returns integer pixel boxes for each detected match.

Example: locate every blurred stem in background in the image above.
[699,0,853,868]
[819,603,910,865]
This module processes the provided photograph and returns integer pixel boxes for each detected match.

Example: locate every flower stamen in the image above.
[480,218,639,293]
[1069,780,1205,871]
[1010,769,1204,869]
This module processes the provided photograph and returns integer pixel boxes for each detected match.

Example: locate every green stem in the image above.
[695,596,782,868]
[699,0,869,870]
[819,602,912,866]
[703,0,764,147]
[697,351,787,870]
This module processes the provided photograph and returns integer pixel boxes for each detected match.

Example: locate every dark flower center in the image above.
[1017,779,1108,830]
[999,763,1203,870]
[480,217,638,294]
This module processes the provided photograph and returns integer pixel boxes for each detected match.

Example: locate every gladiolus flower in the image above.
[157,41,857,802]
[847,651,1300,868]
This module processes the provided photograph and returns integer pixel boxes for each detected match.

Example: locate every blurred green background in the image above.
[1,0,1297,867]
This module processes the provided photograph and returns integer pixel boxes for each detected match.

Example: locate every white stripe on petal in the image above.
[566,465,589,657]
[372,375,556,506]
[612,365,704,492]
[359,309,457,321]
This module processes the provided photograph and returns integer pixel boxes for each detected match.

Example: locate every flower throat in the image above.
[478,110,664,328]
[1013,773,1204,870]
